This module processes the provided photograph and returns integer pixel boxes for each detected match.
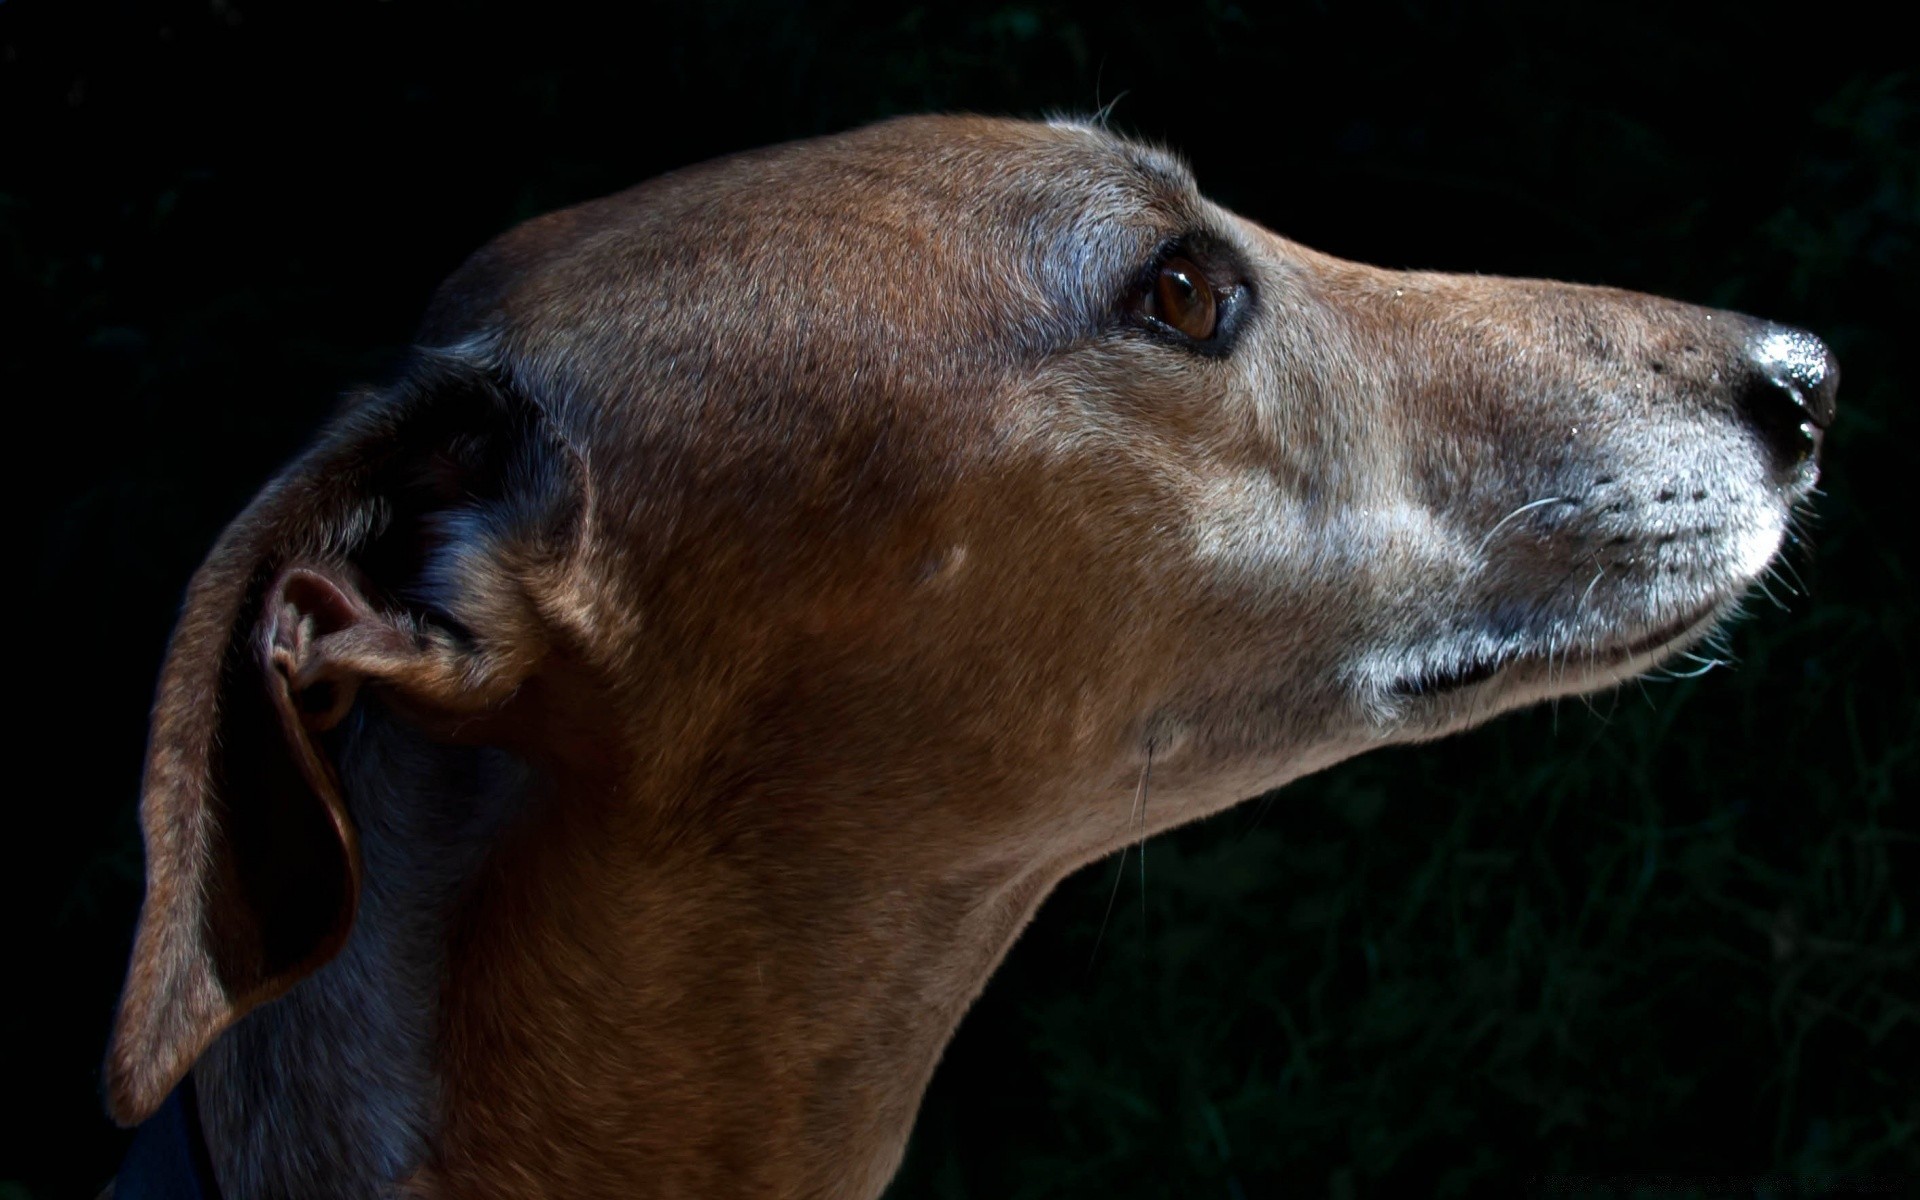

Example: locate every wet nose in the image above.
[1738,323,1839,476]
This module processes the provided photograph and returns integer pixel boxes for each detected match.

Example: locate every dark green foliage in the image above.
[4,1,1912,1194]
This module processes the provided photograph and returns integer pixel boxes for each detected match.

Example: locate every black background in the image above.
[4,2,1914,1196]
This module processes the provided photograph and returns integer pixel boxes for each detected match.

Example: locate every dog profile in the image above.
[103,114,1835,1197]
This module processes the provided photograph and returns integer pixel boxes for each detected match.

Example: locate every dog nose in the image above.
[1738,323,1839,474]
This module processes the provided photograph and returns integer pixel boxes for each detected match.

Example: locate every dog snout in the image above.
[1735,321,1839,477]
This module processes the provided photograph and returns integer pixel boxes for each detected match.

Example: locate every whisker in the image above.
[1752,573,1791,613]
[1602,683,1624,722]
[1577,632,1607,719]
[1476,496,1571,558]
[1088,850,1129,972]
[1137,744,1153,929]
[1578,567,1606,612]
[1088,743,1153,970]
[1549,628,1562,734]
[1658,657,1726,680]
[1236,790,1279,842]
[1773,555,1809,596]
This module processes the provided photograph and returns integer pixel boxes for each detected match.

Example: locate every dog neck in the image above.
[193,695,1083,1198]
[425,781,1072,1197]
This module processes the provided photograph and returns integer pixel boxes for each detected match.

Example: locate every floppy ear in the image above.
[104,355,582,1125]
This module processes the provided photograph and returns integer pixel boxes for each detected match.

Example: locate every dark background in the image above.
[4,2,1914,1196]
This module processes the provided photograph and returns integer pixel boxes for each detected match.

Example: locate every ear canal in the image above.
[104,355,581,1126]
[266,567,429,732]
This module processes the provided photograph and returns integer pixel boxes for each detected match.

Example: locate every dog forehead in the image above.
[423,116,1202,372]
[414,117,1216,596]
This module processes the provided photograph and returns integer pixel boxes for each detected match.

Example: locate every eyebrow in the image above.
[1012,134,1215,346]
[1120,143,1199,204]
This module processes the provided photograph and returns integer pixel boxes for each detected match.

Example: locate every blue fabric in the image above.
[113,1078,220,1200]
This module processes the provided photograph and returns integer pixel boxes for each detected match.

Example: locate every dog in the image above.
[103,114,1835,1198]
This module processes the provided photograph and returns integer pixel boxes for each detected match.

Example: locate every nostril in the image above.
[1738,323,1839,473]
[1737,375,1818,472]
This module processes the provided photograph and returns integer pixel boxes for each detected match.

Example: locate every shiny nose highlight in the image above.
[1739,323,1839,476]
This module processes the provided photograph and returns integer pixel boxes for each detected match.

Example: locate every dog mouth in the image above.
[1390,601,1724,699]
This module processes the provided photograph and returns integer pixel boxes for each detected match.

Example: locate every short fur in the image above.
[106,115,1835,1198]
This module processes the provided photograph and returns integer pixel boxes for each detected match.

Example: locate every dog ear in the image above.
[104,354,582,1125]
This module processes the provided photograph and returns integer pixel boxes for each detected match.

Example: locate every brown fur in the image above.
[107,115,1833,1197]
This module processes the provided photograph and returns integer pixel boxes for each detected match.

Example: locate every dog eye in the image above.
[1146,257,1217,341]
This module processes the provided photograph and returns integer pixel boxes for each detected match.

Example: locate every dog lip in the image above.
[1391,655,1507,698]
[1611,602,1722,659]
[1391,601,1725,699]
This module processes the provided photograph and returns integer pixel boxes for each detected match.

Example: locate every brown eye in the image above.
[1150,257,1217,340]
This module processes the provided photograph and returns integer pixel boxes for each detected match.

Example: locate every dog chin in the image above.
[1358,590,1752,737]
[1497,600,1736,702]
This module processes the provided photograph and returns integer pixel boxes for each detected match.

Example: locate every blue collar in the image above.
[113,1077,221,1200]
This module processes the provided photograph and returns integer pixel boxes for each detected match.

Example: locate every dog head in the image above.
[107,115,1831,1134]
